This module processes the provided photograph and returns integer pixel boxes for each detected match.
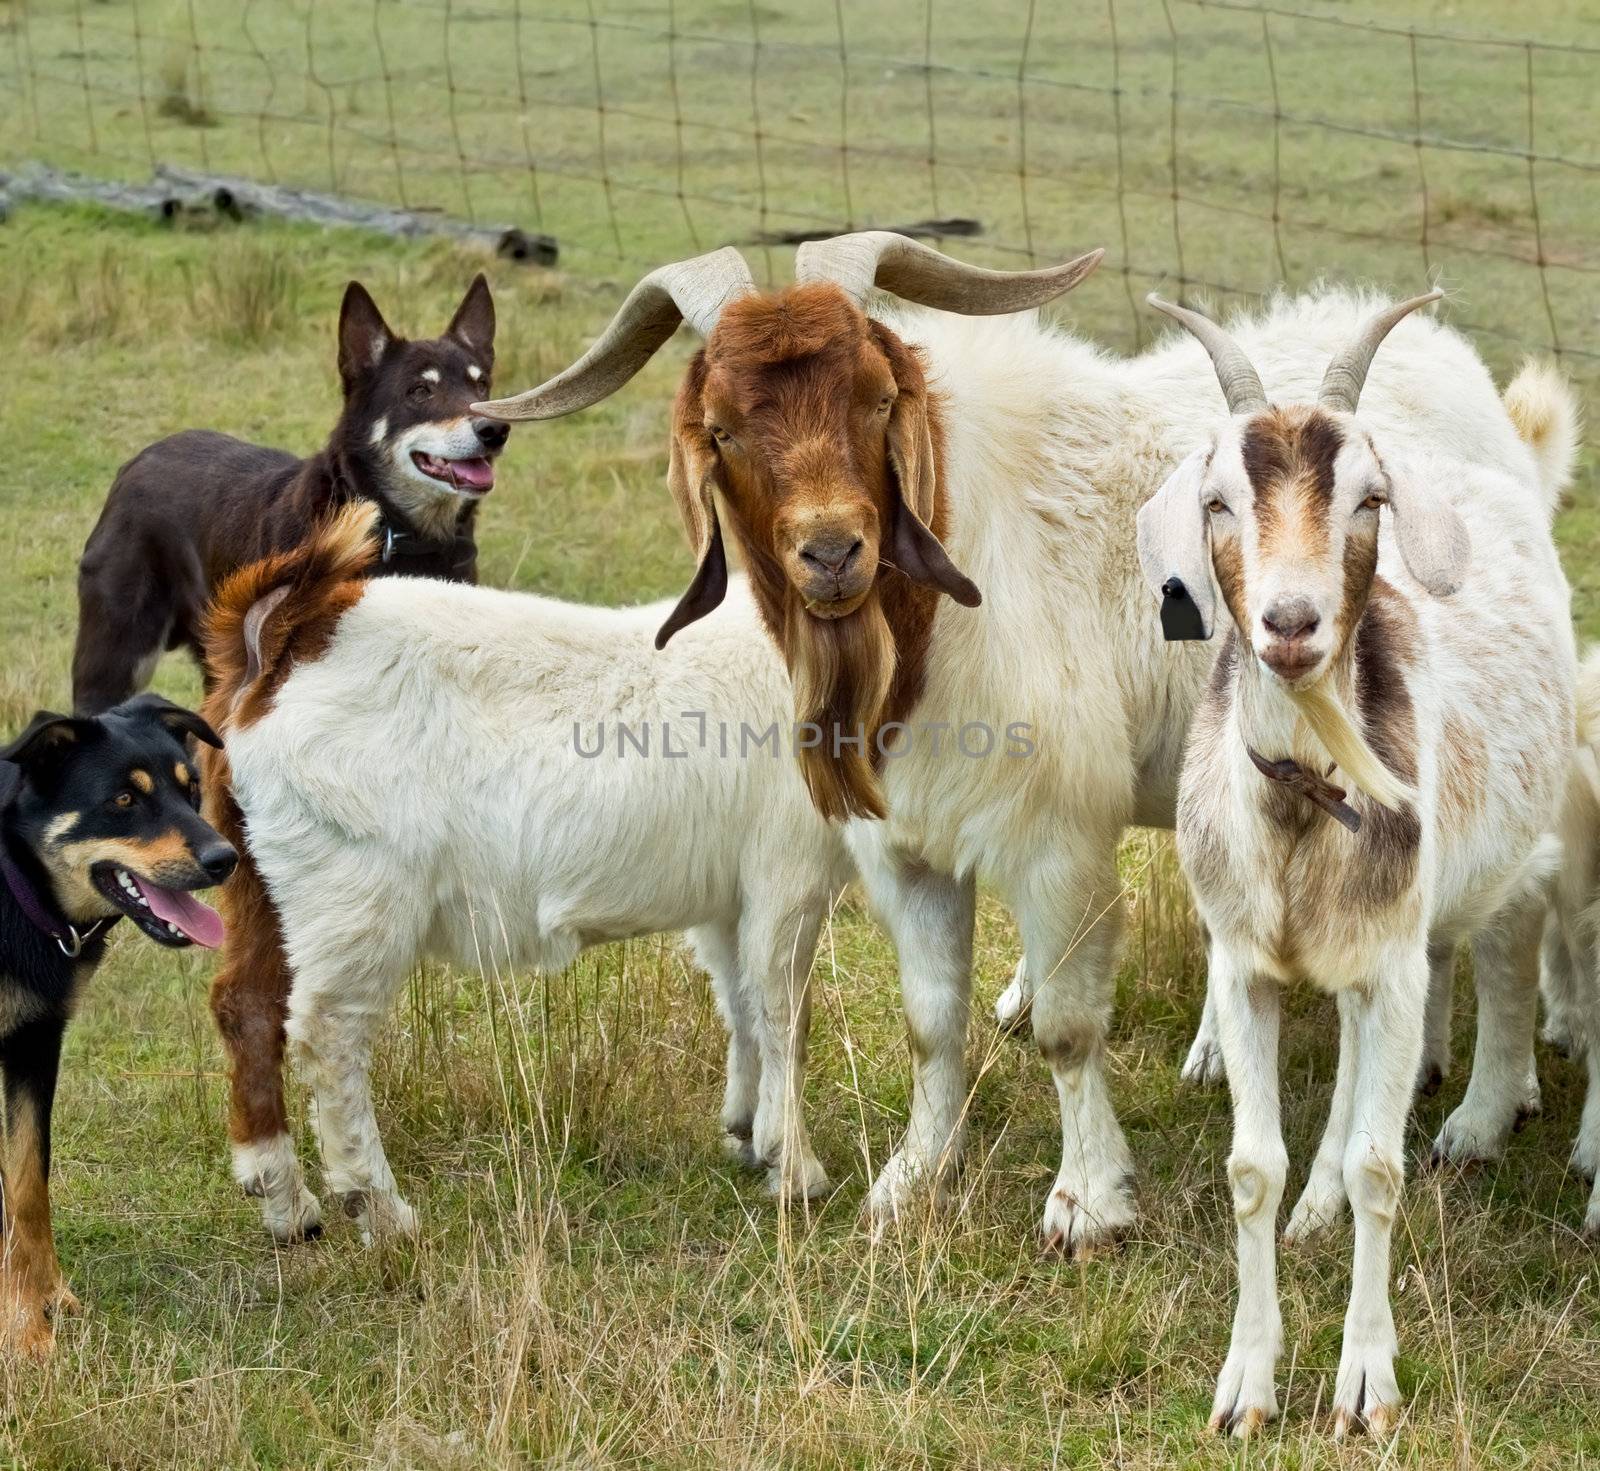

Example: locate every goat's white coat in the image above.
[850,288,1567,1249]
[1163,385,1572,1430]
[225,576,850,1240]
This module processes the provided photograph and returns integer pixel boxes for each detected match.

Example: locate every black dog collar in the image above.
[377,516,476,573]
[0,848,117,958]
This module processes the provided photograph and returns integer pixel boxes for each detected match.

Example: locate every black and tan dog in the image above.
[71,276,510,714]
[0,694,234,1355]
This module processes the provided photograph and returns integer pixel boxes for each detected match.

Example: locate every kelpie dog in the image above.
[71,276,510,713]
[0,693,234,1355]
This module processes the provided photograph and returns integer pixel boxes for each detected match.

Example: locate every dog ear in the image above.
[338,282,394,392]
[447,274,495,362]
[115,694,225,751]
[656,383,729,648]
[0,711,88,790]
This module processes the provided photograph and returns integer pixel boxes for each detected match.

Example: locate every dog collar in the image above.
[1246,748,1362,834]
[378,515,476,572]
[0,847,116,958]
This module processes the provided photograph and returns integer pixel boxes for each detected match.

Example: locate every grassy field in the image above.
[4,1,1600,1466]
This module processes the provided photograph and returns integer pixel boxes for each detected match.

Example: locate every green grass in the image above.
[2,0,1600,1462]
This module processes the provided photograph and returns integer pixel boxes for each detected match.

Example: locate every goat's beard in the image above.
[783,590,897,822]
[1287,677,1414,813]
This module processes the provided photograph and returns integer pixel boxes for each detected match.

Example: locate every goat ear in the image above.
[447,273,495,358]
[886,384,937,526]
[338,281,393,391]
[1383,455,1471,597]
[879,341,981,606]
[656,398,729,647]
[1136,448,1216,641]
[115,693,225,750]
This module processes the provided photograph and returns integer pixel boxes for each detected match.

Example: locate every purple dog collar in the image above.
[0,847,113,958]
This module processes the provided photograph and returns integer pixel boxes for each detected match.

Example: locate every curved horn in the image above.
[795,230,1103,314]
[472,246,756,421]
[1147,294,1268,416]
[1318,289,1443,414]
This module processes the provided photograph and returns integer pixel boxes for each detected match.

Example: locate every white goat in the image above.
[1542,649,1600,1231]
[475,236,1570,1254]
[1136,292,1575,1435]
[202,506,850,1243]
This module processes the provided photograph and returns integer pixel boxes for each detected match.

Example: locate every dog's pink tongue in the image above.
[141,882,225,949]
[450,457,495,491]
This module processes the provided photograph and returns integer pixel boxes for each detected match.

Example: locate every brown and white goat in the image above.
[475,234,1571,1254]
[1137,294,1575,1436]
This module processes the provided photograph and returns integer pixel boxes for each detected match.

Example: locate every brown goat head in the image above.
[475,234,1104,820]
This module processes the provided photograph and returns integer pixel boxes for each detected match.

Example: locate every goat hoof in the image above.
[1415,1064,1444,1098]
[721,1130,761,1171]
[1039,1179,1134,1259]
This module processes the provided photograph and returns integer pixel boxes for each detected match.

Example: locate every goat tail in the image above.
[1503,358,1581,518]
[200,502,379,736]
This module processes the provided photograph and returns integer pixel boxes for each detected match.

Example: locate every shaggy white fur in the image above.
[223,574,851,1242]
[852,286,1571,1256]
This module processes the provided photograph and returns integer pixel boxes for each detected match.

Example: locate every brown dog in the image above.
[71,276,509,714]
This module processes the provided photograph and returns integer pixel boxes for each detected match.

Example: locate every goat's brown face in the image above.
[669,285,962,627]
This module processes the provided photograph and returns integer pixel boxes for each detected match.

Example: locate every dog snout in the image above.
[196,841,239,884]
[471,417,509,452]
[1261,596,1320,643]
[798,531,864,581]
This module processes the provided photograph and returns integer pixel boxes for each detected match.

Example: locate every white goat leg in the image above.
[1540,907,1588,1060]
[1209,956,1285,1437]
[1417,941,1455,1095]
[745,903,830,1201]
[1433,895,1543,1165]
[857,849,975,1226]
[1024,848,1136,1254]
[1284,990,1358,1244]
[692,921,762,1167]
[1333,960,1425,1439]
[1181,971,1225,1087]
[288,987,417,1245]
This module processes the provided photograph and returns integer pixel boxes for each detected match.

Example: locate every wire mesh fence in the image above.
[4,0,1599,383]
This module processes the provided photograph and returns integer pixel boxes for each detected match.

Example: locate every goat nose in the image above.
[799,533,864,579]
[1261,597,1320,642]
[471,416,509,450]
[198,841,238,884]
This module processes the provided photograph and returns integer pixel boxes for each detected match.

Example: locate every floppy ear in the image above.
[447,273,495,361]
[0,710,88,790]
[338,281,393,393]
[877,326,982,606]
[656,368,729,648]
[1383,455,1471,597]
[1136,448,1216,641]
[116,693,225,750]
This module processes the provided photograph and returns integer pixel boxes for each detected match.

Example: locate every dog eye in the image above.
[409,382,432,401]
[112,791,134,809]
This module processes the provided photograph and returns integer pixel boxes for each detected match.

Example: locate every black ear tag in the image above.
[1159,577,1209,642]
